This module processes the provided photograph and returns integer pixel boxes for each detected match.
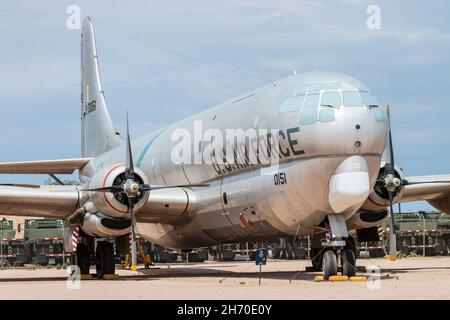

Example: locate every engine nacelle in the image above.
[138,187,197,225]
[81,212,131,237]
[346,210,388,230]
[88,164,150,218]
[360,160,405,212]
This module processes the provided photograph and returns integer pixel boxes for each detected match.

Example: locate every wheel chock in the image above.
[314,276,324,281]
[328,275,348,281]
[102,274,120,280]
[349,276,367,282]
[389,256,397,261]
[80,274,93,280]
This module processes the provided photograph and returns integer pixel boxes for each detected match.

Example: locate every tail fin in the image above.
[81,17,122,157]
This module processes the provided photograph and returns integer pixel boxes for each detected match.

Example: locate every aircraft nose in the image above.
[328,155,370,214]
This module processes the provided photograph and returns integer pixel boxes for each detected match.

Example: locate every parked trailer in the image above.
[0,220,26,266]
[24,219,70,266]
[0,239,25,267]
[33,237,70,266]
[354,212,450,258]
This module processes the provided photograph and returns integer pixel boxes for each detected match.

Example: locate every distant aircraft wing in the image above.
[0,158,92,174]
[398,174,450,212]
[0,185,80,218]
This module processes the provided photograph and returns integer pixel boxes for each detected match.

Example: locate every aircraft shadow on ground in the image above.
[2,262,442,283]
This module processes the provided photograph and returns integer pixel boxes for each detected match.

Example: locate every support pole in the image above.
[130,215,137,271]
[259,265,262,285]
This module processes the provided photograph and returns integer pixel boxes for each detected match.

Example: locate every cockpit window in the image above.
[303,93,320,110]
[360,91,380,107]
[321,91,341,108]
[299,93,319,124]
[342,91,363,107]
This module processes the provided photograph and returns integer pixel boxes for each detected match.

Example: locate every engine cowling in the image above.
[82,212,131,237]
[360,160,405,212]
[346,209,388,230]
[87,164,150,218]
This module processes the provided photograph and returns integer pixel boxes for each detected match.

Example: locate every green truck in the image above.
[0,219,26,267]
[24,218,71,266]
[355,212,450,258]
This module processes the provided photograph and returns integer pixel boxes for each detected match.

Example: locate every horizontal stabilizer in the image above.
[0,158,92,174]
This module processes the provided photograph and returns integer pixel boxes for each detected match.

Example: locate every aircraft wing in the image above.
[398,174,450,212]
[0,185,81,218]
[0,158,92,174]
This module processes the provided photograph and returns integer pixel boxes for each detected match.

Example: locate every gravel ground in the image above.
[0,256,449,299]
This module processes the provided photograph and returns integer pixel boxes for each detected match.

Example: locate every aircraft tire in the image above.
[322,250,337,280]
[341,249,356,277]
[76,244,90,275]
[95,241,115,278]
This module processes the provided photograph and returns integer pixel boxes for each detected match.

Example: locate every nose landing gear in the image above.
[310,215,358,280]
[322,250,337,279]
[318,245,357,280]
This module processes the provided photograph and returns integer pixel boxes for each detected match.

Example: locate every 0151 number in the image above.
[274,172,287,185]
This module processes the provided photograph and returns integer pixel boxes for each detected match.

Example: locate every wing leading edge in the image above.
[0,158,89,218]
[0,158,92,174]
[399,174,450,212]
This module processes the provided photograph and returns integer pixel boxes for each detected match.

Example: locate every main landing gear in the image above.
[74,235,115,279]
[310,215,357,280]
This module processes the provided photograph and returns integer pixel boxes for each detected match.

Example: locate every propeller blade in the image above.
[139,183,210,191]
[128,196,138,270]
[125,110,135,180]
[0,183,41,188]
[385,105,396,175]
[81,186,122,193]
[388,191,397,261]
[402,180,450,186]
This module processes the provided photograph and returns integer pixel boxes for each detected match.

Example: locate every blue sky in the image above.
[1,0,449,212]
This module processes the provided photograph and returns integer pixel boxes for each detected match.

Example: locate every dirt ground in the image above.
[0,256,449,299]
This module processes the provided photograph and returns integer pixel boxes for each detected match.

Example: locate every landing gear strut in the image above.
[310,215,357,279]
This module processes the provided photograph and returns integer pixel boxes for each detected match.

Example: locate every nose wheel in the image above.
[322,250,337,280]
[321,248,357,279]
[341,249,356,277]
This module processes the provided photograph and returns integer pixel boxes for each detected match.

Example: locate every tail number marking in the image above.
[274,172,287,185]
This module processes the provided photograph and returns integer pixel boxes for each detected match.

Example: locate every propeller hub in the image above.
[123,179,139,197]
[384,173,401,192]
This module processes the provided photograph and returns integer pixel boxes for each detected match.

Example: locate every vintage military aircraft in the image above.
[1,17,450,279]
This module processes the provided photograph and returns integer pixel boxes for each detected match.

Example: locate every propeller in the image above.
[384,105,399,261]
[85,111,209,270]
[378,105,450,261]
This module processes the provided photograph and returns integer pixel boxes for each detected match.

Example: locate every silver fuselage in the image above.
[81,70,388,249]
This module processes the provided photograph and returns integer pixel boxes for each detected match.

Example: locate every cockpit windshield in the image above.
[293,81,383,124]
[342,91,363,107]
[360,91,380,107]
[321,91,341,108]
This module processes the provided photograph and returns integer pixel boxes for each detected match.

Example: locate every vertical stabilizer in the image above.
[81,17,123,157]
